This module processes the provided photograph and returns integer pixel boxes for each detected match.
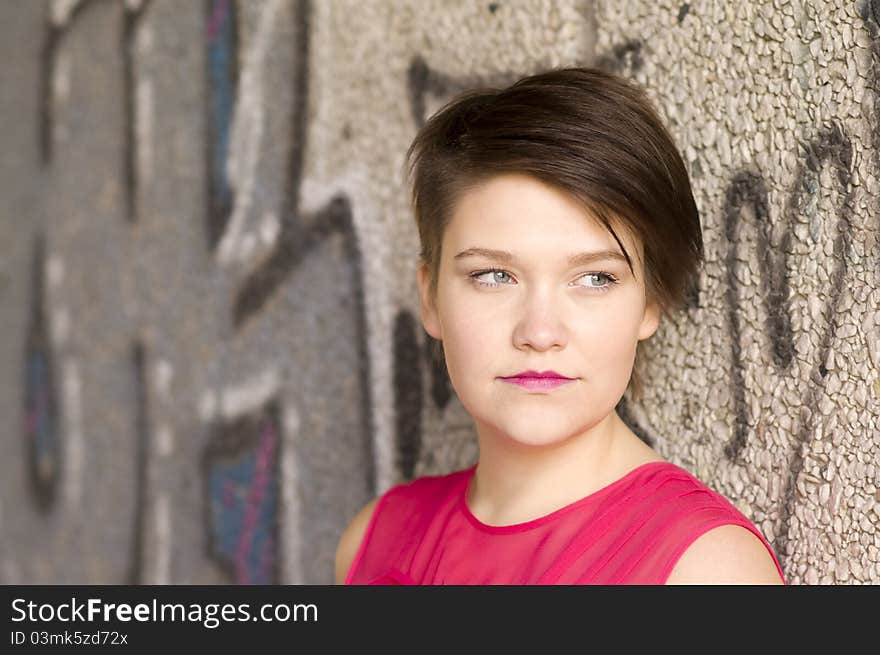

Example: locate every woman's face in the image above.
[417,173,659,448]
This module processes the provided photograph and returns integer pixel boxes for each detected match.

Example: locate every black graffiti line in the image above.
[233,194,353,325]
[23,232,61,512]
[123,0,155,223]
[407,55,527,130]
[393,310,423,481]
[595,39,644,75]
[406,55,461,128]
[722,170,793,463]
[204,0,239,250]
[677,4,691,24]
[128,341,150,584]
[424,331,452,411]
[771,125,854,567]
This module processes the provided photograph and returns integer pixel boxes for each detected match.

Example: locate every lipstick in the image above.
[499,370,575,391]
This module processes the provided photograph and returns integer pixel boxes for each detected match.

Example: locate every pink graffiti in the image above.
[234,418,276,583]
[206,0,231,43]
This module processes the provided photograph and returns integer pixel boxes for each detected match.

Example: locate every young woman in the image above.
[336,67,785,585]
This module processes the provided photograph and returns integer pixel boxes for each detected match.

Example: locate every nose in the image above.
[511,286,569,352]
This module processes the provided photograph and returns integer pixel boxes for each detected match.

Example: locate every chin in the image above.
[482,411,596,447]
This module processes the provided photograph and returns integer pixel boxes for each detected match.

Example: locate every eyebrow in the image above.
[453,247,629,267]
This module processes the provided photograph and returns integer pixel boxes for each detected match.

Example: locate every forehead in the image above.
[444,173,643,260]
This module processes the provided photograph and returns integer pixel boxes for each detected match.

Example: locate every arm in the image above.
[665,525,785,585]
[334,497,380,584]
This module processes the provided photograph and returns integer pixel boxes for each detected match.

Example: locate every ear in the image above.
[637,297,660,341]
[417,262,443,341]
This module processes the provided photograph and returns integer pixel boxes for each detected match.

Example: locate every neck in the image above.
[466,410,660,526]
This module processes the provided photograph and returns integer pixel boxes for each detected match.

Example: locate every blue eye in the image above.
[577,272,617,291]
[469,269,514,287]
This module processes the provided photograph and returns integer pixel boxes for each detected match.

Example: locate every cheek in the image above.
[578,297,645,357]
[443,312,494,366]
[436,297,502,380]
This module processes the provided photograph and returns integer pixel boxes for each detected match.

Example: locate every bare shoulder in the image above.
[334,496,381,584]
[665,524,785,585]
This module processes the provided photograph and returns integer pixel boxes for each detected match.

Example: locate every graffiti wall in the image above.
[0,0,876,584]
[594,0,880,584]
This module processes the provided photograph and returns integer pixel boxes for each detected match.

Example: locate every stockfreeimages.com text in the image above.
[11,597,317,629]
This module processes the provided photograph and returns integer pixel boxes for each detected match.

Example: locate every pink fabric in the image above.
[345,461,786,585]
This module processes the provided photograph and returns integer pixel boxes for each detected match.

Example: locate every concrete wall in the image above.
[0,0,876,584]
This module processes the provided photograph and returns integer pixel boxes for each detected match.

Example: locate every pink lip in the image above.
[502,377,574,391]
[508,370,571,379]
[500,370,575,391]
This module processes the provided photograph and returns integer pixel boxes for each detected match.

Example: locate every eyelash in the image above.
[468,268,619,293]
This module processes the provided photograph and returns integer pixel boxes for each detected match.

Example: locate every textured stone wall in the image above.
[596,0,880,584]
[0,0,876,585]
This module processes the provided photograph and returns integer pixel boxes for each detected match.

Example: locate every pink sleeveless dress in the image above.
[345,461,786,585]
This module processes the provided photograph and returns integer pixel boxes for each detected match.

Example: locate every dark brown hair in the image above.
[404,66,703,398]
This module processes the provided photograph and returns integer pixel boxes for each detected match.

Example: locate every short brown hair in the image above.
[404,66,703,397]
